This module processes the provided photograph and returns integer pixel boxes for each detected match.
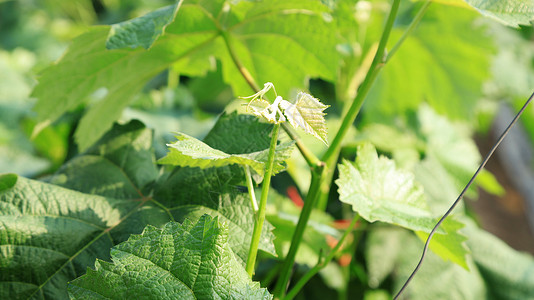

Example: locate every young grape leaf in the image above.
[68,215,272,299]
[336,143,469,269]
[280,92,330,145]
[106,1,182,49]
[31,0,337,150]
[158,132,293,176]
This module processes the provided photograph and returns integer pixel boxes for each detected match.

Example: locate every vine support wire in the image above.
[394,91,534,299]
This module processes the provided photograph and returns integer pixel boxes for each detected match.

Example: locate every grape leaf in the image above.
[158,132,293,176]
[336,143,434,232]
[31,0,337,150]
[280,92,330,145]
[465,0,534,27]
[336,143,469,269]
[365,5,494,122]
[432,0,534,27]
[1,120,276,298]
[106,2,181,49]
[68,215,272,299]
[0,175,139,299]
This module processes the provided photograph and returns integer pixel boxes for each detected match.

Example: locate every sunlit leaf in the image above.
[158,132,293,176]
[31,0,336,150]
[106,2,182,49]
[336,143,469,268]
[281,92,329,145]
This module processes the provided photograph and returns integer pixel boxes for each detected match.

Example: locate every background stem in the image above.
[285,215,360,300]
[274,168,325,297]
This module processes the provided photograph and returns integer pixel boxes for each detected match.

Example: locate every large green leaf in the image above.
[337,143,433,231]
[1,120,276,298]
[68,215,272,299]
[0,175,139,299]
[31,0,337,150]
[336,143,469,269]
[106,2,181,50]
[365,4,494,122]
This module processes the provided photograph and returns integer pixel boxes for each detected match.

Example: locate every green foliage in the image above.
[3,0,534,299]
[0,117,278,298]
[31,0,337,150]
[69,215,272,299]
[337,143,469,269]
[158,132,293,176]
[465,0,534,27]
[366,5,494,121]
[106,2,181,50]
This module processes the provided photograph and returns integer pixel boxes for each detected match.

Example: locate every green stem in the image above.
[317,0,430,211]
[246,123,280,276]
[285,215,360,300]
[244,166,258,213]
[321,0,401,164]
[315,0,402,211]
[274,168,325,297]
[387,1,431,62]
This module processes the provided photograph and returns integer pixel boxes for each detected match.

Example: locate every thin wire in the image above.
[394,91,534,300]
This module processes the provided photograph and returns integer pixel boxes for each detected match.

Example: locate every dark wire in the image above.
[393,91,534,300]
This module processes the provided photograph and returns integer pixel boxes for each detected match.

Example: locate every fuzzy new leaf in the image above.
[281,92,329,145]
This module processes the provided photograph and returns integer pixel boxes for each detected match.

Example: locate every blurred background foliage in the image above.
[2,0,534,298]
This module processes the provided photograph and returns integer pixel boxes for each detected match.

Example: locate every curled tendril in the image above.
[240,82,276,102]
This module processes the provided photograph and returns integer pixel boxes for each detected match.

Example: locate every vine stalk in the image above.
[246,123,280,276]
